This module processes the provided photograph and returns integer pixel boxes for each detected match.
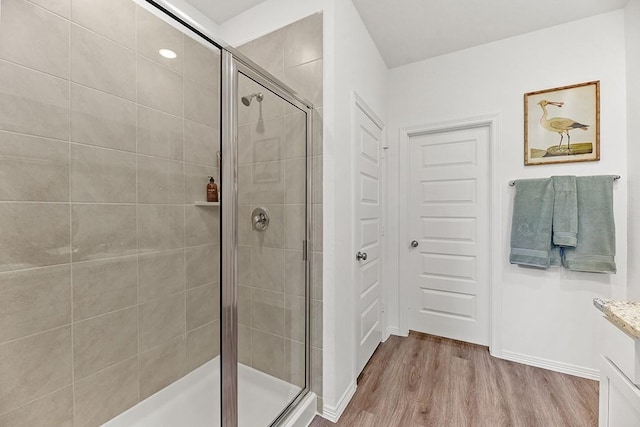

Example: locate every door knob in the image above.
[411,240,419,248]
[356,251,368,261]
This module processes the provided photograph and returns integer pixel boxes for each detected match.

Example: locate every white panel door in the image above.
[354,105,384,375]
[407,126,490,345]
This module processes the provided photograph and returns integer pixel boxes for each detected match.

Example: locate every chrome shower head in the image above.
[241,92,264,106]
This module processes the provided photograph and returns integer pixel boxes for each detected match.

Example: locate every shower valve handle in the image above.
[251,207,270,231]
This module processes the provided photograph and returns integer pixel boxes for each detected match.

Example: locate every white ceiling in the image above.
[352,0,629,68]
[184,0,269,24]
[186,0,629,68]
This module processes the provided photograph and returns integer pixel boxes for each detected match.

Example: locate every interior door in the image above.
[407,125,490,346]
[354,104,384,375]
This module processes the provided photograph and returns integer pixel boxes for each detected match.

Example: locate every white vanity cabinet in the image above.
[599,356,640,426]
[599,313,640,426]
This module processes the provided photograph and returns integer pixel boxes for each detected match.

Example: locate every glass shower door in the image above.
[230,65,311,427]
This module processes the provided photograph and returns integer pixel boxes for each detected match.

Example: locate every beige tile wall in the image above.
[0,1,221,426]
[235,12,324,404]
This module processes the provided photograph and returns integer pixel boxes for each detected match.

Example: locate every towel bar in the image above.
[508,175,621,186]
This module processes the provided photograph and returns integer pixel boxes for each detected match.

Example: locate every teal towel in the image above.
[551,176,578,247]
[563,176,616,273]
[550,243,562,267]
[510,178,555,268]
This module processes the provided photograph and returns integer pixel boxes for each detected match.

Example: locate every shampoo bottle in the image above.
[207,177,218,202]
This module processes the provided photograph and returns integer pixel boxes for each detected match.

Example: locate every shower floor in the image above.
[103,357,302,427]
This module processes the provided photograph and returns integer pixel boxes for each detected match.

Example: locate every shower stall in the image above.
[0,0,316,426]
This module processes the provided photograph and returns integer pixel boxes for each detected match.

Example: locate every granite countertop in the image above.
[594,298,640,339]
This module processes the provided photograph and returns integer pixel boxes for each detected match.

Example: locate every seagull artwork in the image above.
[537,99,589,151]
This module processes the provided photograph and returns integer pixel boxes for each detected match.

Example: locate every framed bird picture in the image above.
[524,81,600,165]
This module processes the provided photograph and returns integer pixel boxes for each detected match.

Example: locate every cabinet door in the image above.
[600,356,640,427]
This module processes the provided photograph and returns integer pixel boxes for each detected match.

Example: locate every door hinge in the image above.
[381,303,385,313]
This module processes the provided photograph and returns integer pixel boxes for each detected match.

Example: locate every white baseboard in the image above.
[388,326,408,337]
[500,350,600,380]
[384,326,402,341]
[321,381,357,423]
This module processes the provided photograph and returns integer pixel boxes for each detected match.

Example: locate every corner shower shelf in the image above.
[194,201,220,206]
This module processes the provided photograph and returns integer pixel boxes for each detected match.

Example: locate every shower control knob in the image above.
[251,207,270,231]
[356,251,367,261]
[411,240,419,248]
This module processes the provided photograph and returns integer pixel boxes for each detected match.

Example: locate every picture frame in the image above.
[524,81,600,166]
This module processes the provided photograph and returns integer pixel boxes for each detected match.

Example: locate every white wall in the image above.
[325,0,388,417]
[626,0,640,300]
[386,11,628,376]
[216,0,388,420]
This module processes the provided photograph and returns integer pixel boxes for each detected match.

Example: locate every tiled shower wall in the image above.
[235,12,324,405]
[0,1,221,426]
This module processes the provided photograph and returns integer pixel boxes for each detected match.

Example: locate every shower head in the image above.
[241,92,264,106]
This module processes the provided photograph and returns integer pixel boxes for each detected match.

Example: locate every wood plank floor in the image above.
[309,332,599,427]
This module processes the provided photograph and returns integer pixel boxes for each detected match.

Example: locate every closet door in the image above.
[406,125,490,346]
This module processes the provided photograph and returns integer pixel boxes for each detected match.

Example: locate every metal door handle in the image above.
[356,251,368,261]
[411,240,419,248]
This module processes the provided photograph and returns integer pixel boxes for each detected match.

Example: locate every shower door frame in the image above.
[221,50,314,427]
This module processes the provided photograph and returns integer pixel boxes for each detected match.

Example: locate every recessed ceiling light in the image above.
[159,49,177,59]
